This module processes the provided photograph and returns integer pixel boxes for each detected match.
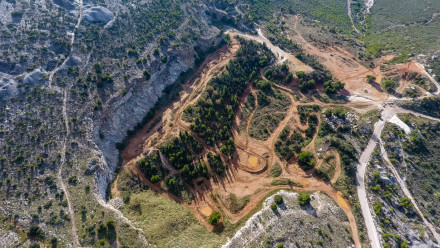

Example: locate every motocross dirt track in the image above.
[115,16,440,248]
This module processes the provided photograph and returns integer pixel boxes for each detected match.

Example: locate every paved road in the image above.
[356,107,440,248]
[356,117,386,248]
[356,108,402,248]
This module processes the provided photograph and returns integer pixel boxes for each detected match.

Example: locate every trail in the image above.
[117,35,362,245]
[226,76,361,247]
[347,0,361,33]
[356,116,386,248]
[228,29,313,72]
[118,19,440,248]
[414,63,440,95]
[290,16,395,101]
[330,151,342,184]
[53,1,84,245]
[244,90,258,138]
[58,89,79,247]
[94,193,149,246]
[121,40,239,162]
[48,0,83,88]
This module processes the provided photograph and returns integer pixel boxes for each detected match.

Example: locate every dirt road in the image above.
[116,18,440,248]
[228,29,313,73]
[356,111,389,248]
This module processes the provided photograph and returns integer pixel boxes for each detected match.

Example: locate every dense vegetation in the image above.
[381,78,399,94]
[297,105,320,124]
[275,127,305,160]
[136,151,169,183]
[161,132,204,170]
[270,162,283,177]
[187,39,273,151]
[297,151,316,170]
[401,97,440,118]
[208,211,222,226]
[298,192,311,206]
[160,132,208,183]
[264,64,292,84]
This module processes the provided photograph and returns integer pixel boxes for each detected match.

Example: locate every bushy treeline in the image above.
[136,150,169,183]
[305,114,318,138]
[296,71,333,93]
[264,64,292,84]
[401,97,440,118]
[160,132,207,182]
[265,24,300,53]
[207,152,226,176]
[297,105,320,124]
[275,127,305,160]
[188,39,274,154]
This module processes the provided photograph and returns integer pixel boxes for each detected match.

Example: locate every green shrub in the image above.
[208,211,221,226]
[50,237,57,248]
[366,75,376,83]
[106,219,116,230]
[297,151,316,170]
[400,240,408,248]
[27,225,44,239]
[143,70,151,80]
[298,193,311,206]
[274,195,283,205]
[382,78,399,93]
[270,203,277,211]
[373,201,383,215]
[29,243,40,248]
[399,197,412,209]
[270,163,282,177]
[127,48,138,57]
[324,81,345,94]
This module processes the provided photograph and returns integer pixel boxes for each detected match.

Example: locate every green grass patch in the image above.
[121,190,225,247]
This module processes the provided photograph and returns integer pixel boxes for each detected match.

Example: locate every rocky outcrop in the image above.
[83,6,114,24]
[23,69,48,87]
[224,191,353,248]
[94,47,198,199]
[0,73,17,100]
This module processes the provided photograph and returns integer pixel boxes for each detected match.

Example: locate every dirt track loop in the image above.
[116,19,440,248]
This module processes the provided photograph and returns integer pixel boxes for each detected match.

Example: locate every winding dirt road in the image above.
[114,16,440,248]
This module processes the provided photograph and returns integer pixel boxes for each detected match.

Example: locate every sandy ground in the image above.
[283,15,440,101]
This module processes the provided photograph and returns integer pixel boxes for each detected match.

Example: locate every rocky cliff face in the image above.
[90,4,223,199]
[93,46,201,198]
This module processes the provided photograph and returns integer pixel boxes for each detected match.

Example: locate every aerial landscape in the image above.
[1,0,440,247]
